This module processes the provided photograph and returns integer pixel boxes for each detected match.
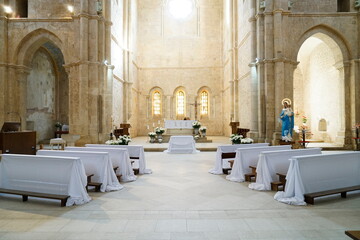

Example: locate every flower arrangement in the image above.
[199,126,207,132]
[55,122,62,128]
[105,135,131,145]
[148,132,156,137]
[230,134,243,144]
[230,134,254,144]
[192,121,201,129]
[155,127,165,134]
[241,138,254,144]
[302,116,307,124]
[194,135,200,140]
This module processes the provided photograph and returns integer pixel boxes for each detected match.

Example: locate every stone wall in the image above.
[26,49,56,142]
[28,0,76,19]
[136,0,223,136]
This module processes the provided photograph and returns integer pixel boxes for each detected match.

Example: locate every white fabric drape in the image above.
[165,120,195,129]
[164,136,199,154]
[209,143,270,175]
[86,144,152,174]
[226,145,292,182]
[0,154,91,206]
[37,150,123,192]
[274,152,360,205]
[65,147,136,182]
[248,148,322,191]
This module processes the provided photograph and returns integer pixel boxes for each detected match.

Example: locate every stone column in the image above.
[248,0,259,140]
[343,62,353,149]
[263,10,275,143]
[0,2,7,126]
[232,0,239,122]
[16,67,30,131]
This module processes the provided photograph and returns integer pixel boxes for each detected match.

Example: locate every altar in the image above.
[164,120,194,135]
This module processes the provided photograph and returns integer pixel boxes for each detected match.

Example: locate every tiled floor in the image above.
[0,139,359,239]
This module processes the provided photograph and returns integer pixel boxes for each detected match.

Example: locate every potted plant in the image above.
[148,132,156,143]
[230,134,242,144]
[155,127,165,143]
[192,121,201,135]
[199,126,207,137]
[55,122,62,131]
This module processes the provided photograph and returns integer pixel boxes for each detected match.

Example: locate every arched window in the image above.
[200,90,209,116]
[176,90,186,116]
[152,91,161,116]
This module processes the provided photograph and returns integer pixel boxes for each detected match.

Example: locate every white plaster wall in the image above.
[26,49,56,143]
[295,38,343,143]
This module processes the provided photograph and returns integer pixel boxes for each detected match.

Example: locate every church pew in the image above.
[226,145,292,182]
[209,143,270,175]
[0,154,91,206]
[274,152,360,205]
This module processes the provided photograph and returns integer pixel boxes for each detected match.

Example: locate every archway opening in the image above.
[294,33,345,145]
[26,41,69,143]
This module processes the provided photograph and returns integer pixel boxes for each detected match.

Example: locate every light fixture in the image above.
[104,60,108,65]
[168,0,194,19]
[3,6,13,14]
[67,5,74,13]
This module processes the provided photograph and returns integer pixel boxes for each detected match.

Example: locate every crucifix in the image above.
[190,100,201,120]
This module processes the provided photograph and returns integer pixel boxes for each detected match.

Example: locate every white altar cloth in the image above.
[164,136,199,154]
[165,120,195,129]
[65,147,136,182]
[274,152,360,205]
[37,150,123,192]
[86,144,152,174]
[226,145,292,182]
[209,143,270,175]
[248,148,322,191]
[0,154,91,206]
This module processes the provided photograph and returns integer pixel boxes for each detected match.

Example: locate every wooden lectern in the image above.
[229,122,239,134]
[120,123,131,135]
[0,122,36,155]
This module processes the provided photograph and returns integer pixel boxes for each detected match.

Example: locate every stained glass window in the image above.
[176,90,186,116]
[153,91,161,115]
[201,91,209,115]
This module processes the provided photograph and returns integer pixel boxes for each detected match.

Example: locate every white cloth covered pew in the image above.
[37,150,123,192]
[248,148,322,191]
[65,147,136,182]
[209,143,270,175]
[0,154,91,206]
[226,145,292,182]
[164,136,199,154]
[274,152,360,205]
[85,144,152,174]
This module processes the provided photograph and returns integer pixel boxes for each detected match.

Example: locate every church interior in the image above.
[0,0,359,239]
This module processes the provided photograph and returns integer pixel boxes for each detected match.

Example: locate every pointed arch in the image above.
[173,86,187,118]
[14,28,65,67]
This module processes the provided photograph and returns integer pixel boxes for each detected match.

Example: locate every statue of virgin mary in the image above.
[280,98,294,142]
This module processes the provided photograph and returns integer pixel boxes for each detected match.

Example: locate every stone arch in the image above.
[293,24,351,62]
[173,86,187,119]
[196,86,211,119]
[149,86,164,117]
[293,27,347,145]
[14,28,66,67]
[14,28,69,143]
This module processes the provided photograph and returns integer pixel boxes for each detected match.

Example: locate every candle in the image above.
[153,123,155,127]
[158,120,160,124]
[147,125,149,130]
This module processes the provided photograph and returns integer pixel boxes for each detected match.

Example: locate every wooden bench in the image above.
[86,174,102,192]
[130,157,140,175]
[222,152,236,174]
[244,166,256,182]
[345,230,360,240]
[0,188,69,207]
[304,185,360,205]
[271,173,286,191]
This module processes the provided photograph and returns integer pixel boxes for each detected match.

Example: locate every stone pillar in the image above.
[0,1,7,126]
[343,62,353,149]
[16,67,30,131]
[248,0,259,140]
[256,11,266,142]
[232,0,239,122]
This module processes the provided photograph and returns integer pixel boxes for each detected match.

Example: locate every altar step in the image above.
[144,147,217,152]
[159,135,212,143]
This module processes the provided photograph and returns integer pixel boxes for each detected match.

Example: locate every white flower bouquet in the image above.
[192,121,201,129]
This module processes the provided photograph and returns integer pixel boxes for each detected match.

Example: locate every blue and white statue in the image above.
[280,98,294,142]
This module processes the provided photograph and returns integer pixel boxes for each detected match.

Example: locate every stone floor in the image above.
[0,140,359,239]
